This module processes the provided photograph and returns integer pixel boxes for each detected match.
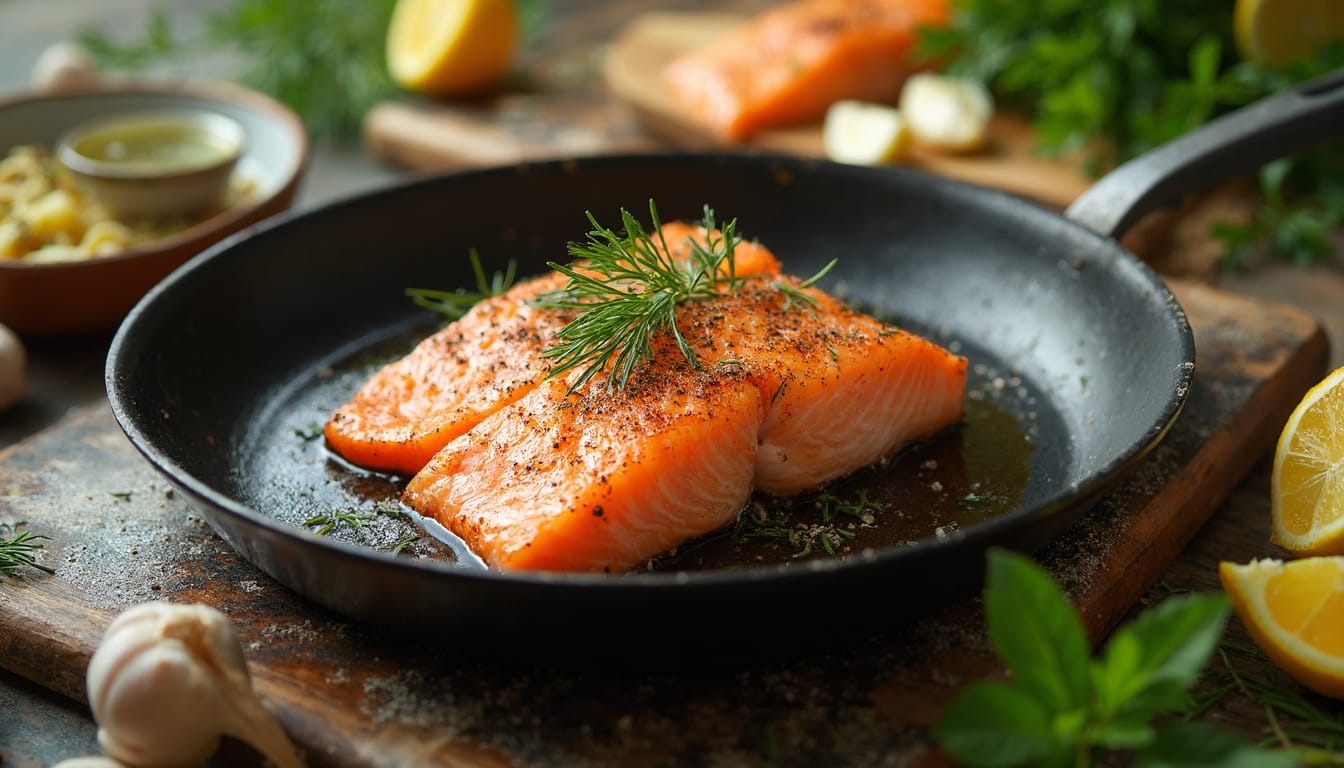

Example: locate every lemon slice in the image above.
[1271,365,1344,555]
[386,0,518,96]
[822,101,912,166]
[1220,558,1344,699]
[898,73,993,154]
[1234,0,1344,65]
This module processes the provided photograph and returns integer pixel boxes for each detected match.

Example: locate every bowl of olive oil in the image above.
[58,109,246,218]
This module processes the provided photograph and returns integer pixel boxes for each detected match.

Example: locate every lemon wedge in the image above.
[386,0,518,96]
[898,73,993,154]
[1220,558,1344,700]
[1271,365,1344,556]
[822,101,912,166]
[1234,0,1344,65]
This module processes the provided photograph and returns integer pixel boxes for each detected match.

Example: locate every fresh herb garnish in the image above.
[917,4,1344,267]
[735,491,884,559]
[110,491,133,502]
[407,249,519,320]
[534,202,837,394]
[0,522,55,576]
[532,202,744,394]
[304,509,375,536]
[934,549,1292,767]
[293,423,323,442]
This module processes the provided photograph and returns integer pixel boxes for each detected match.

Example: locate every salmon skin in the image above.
[663,0,949,141]
[328,224,967,573]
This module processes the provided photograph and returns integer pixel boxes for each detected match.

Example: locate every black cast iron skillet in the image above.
[107,71,1344,642]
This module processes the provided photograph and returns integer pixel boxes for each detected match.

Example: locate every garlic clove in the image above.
[50,758,133,768]
[84,602,305,768]
[0,322,25,411]
[32,41,101,94]
[822,100,912,166]
[899,72,994,153]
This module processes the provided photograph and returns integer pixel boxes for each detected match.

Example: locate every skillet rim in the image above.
[104,151,1196,593]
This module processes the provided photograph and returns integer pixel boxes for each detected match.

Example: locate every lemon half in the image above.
[1271,365,1344,556]
[387,0,517,96]
[1234,0,1344,65]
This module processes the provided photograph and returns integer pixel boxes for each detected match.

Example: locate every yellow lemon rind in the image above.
[1220,558,1344,701]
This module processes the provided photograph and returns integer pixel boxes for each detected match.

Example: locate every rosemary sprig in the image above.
[533,202,744,394]
[0,522,55,576]
[304,509,375,536]
[407,249,518,320]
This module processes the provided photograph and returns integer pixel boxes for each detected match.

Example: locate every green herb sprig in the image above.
[934,549,1293,767]
[0,522,55,576]
[534,202,836,394]
[407,249,519,320]
[532,202,743,394]
[917,3,1344,267]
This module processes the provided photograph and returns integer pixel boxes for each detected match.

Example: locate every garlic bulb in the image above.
[31,41,101,93]
[77,602,304,768]
[0,322,25,411]
[822,100,912,166]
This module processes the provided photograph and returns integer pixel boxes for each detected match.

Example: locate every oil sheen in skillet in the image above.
[241,318,1060,573]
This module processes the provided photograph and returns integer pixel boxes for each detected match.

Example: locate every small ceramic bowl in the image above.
[57,108,246,218]
[0,82,308,338]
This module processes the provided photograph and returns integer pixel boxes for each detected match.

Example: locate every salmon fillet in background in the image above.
[326,223,967,572]
[663,0,950,140]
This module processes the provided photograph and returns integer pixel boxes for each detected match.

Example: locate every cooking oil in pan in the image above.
[243,325,1042,573]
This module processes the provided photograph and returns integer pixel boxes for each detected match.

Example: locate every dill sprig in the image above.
[534,202,840,394]
[533,202,744,394]
[0,522,55,576]
[407,249,518,320]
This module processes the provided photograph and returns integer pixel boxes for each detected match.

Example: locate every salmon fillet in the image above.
[399,275,967,572]
[663,0,950,140]
[323,221,781,474]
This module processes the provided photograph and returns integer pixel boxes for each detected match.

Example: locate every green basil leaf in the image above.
[983,549,1091,715]
[1095,594,1229,713]
[1132,722,1298,768]
[934,680,1057,768]
[1092,714,1156,751]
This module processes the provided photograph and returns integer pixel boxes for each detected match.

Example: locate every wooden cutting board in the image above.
[364,12,1094,210]
[0,281,1326,768]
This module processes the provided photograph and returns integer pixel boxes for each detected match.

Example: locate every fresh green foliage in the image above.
[934,549,1294,767]
[735,490,884,559]
[79,0,550,141]
[407,249,519,320]
[80,1,398,141]
[304,509,375,536]
[1208,640,1344,755]
[0,522,55,576]
[534,202,836,394]
[917,3,1344,266]
[533,202,745,394]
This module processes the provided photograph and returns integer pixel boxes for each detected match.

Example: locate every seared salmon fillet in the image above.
[323,222,781,474]
[400,275,967,572]
[663,0,949,140]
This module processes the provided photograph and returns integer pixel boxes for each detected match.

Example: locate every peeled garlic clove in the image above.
[0,322,24,411]
[899,73,994,153]
[85,602,304,768]
[51,758,132,768]
[822,100,912,166]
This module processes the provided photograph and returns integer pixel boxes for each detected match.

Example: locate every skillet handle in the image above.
[1064,68,1344,239]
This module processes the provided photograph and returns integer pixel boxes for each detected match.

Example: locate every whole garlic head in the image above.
[0,322,25,411]
[82,602,304,768]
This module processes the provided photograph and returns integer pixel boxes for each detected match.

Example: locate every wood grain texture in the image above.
[0,280,1326,767]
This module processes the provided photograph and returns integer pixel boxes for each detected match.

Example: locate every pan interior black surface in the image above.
[106,154,1192,630]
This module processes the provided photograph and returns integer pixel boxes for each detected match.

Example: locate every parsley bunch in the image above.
[934,549,1294,767]
[918,1,1344,267]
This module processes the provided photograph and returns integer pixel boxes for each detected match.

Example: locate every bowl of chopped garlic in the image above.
[0,82,307,337]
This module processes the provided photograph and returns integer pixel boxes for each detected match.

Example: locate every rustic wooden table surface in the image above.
[3,2,1344,767]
